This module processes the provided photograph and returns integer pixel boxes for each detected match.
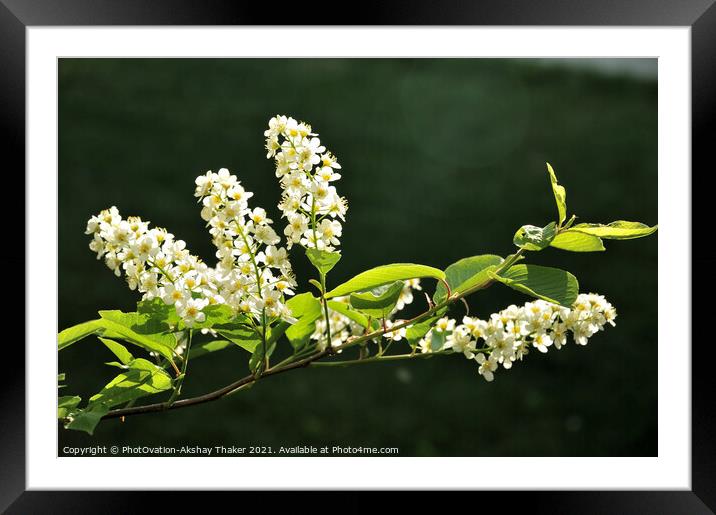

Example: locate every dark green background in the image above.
[58,59,657,456]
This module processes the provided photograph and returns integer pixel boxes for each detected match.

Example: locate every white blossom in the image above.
[86,167,297,327]
[266,115,348,251]
[476,353,498,382]
[446,326,476,359]
[178,298,209,327]
[310,296,363,352]
[405,293,617,381]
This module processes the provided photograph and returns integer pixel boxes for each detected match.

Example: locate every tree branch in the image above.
[100,250,524,422]
[102,348,329,420]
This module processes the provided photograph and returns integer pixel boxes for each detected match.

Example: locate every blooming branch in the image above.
[59,114,656,435]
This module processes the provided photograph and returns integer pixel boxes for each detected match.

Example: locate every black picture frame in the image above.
[3,0,709,511]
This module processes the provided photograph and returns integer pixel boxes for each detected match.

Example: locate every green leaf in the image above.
[99,310,176,344]
[216,326,262,353]
[570,221,658,240]
[434,255,504,303]
[58,319,105,350]
[188,339,234,360]
[546,162,567,226]
[431,330,449,352]
[327,300,370,329]
[405,316,439,347]
[306,248,341,276]
[490,264,579,307]
[88,357,173,409]
[97,311,178,362]
[137,297,180,327]
[69,356,171,434]
[99,337,134,365]
[64,403,110,435]
[349,281,404,319]
[513,222,557,251]
[286,292,322,319]
[550,231,606,252]
[285,293,322,349]
[58,315,178,365]
[189,303,241,330]
[58,396,82,419]
[327,263,445,299]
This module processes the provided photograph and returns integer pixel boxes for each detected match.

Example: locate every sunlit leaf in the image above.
[306,248,341,276]
[434,255,503,303]
[513,222,557,251]
[328,263,444,299]
[490,264,579,307]
[546,163,567,226]
[550,230,606,252]
[570,221,658,240]
[349,281,405,319]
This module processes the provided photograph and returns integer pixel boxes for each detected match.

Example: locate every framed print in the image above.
[3,0,711,511]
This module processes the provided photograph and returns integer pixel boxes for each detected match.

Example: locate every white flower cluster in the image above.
[415,294,617,381]
[86,206,216,327]
[311,296,364,352]
[194,168,296,322]
[264,115,348,251]
[86,168,297,328]
[396,279,423,311]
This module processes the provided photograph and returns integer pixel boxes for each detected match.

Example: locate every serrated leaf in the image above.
[327,263,445,299]
[58,315,178,365]
[88,357,173,409]
[490,264,579,307]
[58,319,105,350]
[405,316,440,347]
[58,396,82,419]
[99,310,176,344]
[513,222,557,251]
[137,297,181,326]
[98,310,177,360]
[64,403,110,435]
[191,303,244,330]
[546,163,567,226]
[306,248,341,276]
[327,300,370,329]
[102,321,176,362]
[99,337,134,365]
[550,231,606,252]
[434,255,504,303]
[286,293,321,319]
[570,221,658,240]
[285,293,323,349]
[216,326,262,353]
[349,281,404,319]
